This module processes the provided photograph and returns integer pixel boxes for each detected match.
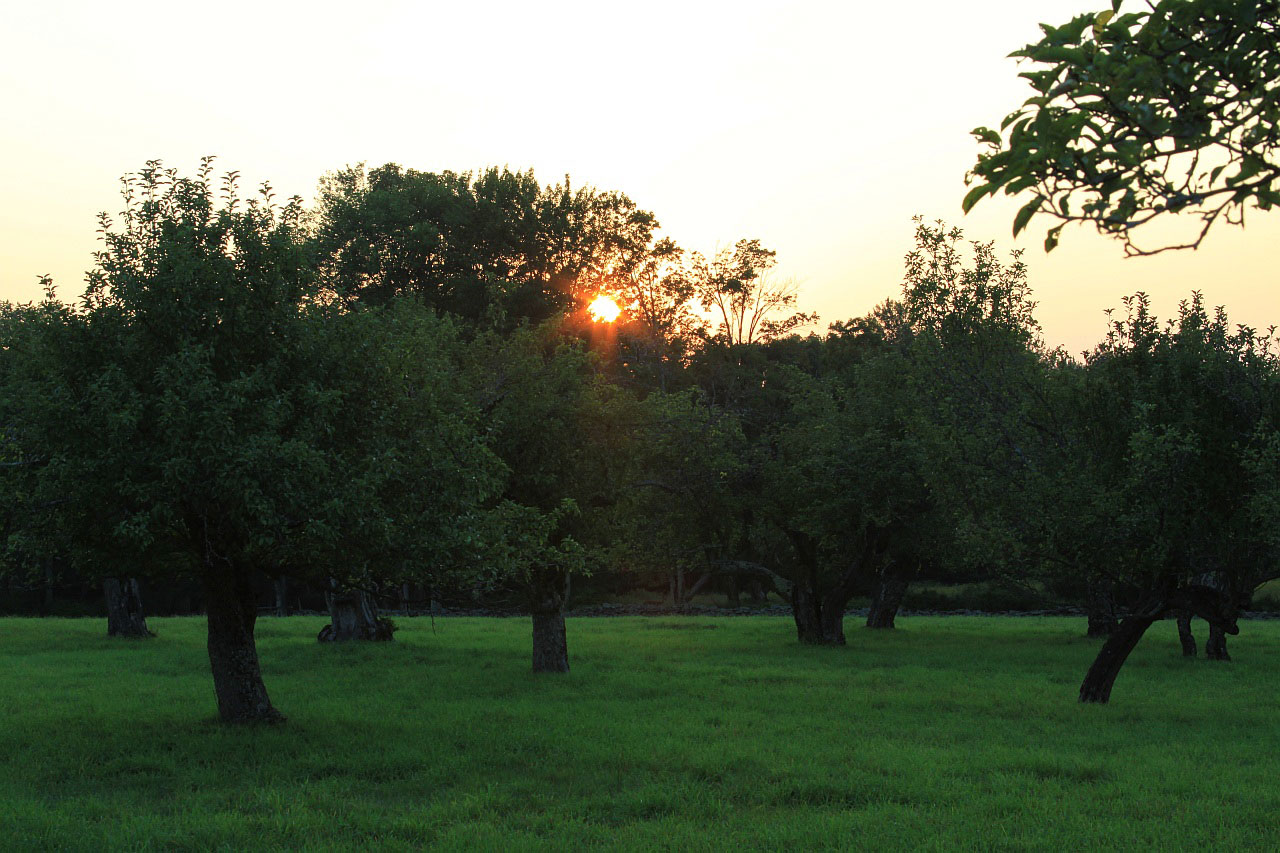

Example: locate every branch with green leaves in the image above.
[966,0,1280,255]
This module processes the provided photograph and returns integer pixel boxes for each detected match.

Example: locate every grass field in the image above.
[3,614,1279,851]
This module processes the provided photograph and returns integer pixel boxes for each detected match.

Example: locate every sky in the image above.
[2,0,1276,356]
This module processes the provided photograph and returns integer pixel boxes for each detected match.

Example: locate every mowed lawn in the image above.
[3,615,1279,851]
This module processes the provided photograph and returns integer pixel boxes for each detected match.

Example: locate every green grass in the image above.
[2,615,1279,850]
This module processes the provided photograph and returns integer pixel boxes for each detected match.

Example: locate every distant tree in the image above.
[617,389,750,607]
[609,238,705,393]
[690,239,816,346]
[966,0,1280,255]
[290,302,505,643]
[311,164,660,324]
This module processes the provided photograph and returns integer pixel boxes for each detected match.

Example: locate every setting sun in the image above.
[587,294,621,323]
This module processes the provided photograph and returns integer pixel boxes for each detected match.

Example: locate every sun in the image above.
[587,294,621,323]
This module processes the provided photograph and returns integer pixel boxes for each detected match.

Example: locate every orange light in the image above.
[587,294,621,323]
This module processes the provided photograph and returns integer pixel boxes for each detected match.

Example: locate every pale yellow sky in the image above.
[2,0,1275,355]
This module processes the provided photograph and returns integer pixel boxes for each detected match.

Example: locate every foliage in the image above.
[614,389,750,594]
[689,239,817,347]
[966,0,1280,254]
[0,158,515,592]
[1077,292,1280,596]
[312,163,661,324]
[894,219,1049,579]
[468,324,640,595]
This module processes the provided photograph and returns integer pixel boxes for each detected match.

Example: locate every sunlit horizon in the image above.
[2,1,1276,356]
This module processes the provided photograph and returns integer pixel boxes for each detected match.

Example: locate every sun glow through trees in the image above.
[587,294,621,323]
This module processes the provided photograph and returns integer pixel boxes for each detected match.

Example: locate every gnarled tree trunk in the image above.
[1085,579,1119,637]
[203,561,282,724]
[531,569,569,673]
[1176,611,1196,656]
[319,582,394,642]
[1081,583,1239,703]
[104,577,153,638]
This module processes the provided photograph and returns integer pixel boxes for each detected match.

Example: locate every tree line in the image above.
[2,156,1277,723]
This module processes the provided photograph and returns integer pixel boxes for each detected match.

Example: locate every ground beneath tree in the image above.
[2,615,1279,849]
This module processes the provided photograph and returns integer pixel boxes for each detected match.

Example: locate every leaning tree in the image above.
[1072,293,1280,702]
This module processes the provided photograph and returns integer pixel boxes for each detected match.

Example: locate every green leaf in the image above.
[1044,223,1064,252]
[972,127,1002,146]
[962,183,994,213]
[1012,197,1042,237]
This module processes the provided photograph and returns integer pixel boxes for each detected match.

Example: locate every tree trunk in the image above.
[791,571,825,644]
[273,576,288,618]
[1176,611,1196,656]
[727,576,741,606]
[531,569,569,673]
[320,583,394,642]
[818,588,850,645]
[104,577,153,638]
[1206,623,1231,660]
[203,561,282,724]
[1085,579,1119,637]
[1079,610,1160,703]
[867,570,909,630]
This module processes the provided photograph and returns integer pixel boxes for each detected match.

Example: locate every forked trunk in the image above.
[104,577,153,638]
[1206,624,1231,660]
[531,569,569,673]
[1085,579,1119,637]
[320,584,394,642]
[867,570,909,630]
[1079,610,1160,703]
[1176,611,1196,657]
[203,561,282,724]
